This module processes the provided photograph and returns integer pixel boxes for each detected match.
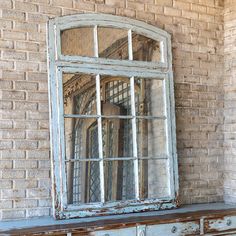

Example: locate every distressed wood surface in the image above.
[1,204,236,235]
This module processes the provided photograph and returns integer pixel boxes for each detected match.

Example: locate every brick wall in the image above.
[0,0,224,220]
[224,0,236,204]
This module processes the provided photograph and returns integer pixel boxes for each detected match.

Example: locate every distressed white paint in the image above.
[146,221,200,236]
[47,13,178,219]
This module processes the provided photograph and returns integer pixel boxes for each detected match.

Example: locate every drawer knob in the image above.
[227,219,232,226]
[171,226,177,233]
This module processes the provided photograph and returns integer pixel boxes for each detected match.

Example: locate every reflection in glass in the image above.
[63,72,97,115]
[65,118,99,161]
[132,33,161,62]
[98,27,128,60]
[104,160,135,202]
[137,119,167,158]
[102,118,133,158]
[102,76,132,115]
[67,161,101,204]
[61,27,94,57]
[135,78,165,117]
[139,159,169,199]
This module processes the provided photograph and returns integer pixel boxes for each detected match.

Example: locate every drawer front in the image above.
[93,227,136,236]
[205,216,236,233]
[146,221,200,236]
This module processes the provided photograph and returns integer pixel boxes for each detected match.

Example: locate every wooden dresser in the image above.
[1,203,236,236]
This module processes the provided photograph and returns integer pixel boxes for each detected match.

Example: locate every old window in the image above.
[48,13,178,219]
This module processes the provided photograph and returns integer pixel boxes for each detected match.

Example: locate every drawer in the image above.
[146,221,200,236]
[205,216,236,233]
[93,227,136,236]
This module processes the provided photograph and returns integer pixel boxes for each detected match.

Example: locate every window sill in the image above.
[1,203,236,235]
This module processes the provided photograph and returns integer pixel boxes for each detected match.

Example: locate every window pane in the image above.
[98,27,128,60]
[139,159,170,199]
[135,78,165,117]
[102,118,133,158]
[61,27,94,57]
[132,33,161,62]
[66,161,101,204]
[104,160,135,201]
[137,119,167,158]
[64,118,99,161]
[63,72,97,115]
[101,76,132,116]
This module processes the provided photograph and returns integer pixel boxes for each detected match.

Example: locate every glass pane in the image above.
[64,118,99,161]
[101,76,133,116]
[139,159,170,199]
[63,72,97,115]
[61,27,94,57]
[104,160,135,202]
[132,33,161,62]
[102,118,133,158]
[98,27,128,60]
[66,161,101,204]
[137,119,167,158]
[135,78,165,117]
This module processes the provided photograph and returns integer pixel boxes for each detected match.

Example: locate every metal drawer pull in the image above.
[227,219,232,226]
[171,226,177,233]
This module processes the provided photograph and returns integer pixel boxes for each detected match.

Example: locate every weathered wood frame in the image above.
[47,13,178,219]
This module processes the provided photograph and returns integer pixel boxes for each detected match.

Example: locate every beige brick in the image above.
[52,0,73,7]
[0,61,14,70]
[0,0,12,9]
[2,71,25,80]
[14,1,38,12]
[2,210,25,220]
[14,199,37,208]
[164,6,181,16]
[39,5,61,15]
[2,130,25,139]
[0,40,14,49]
[14,160,38,169]
[15,41,39,52]
[27,111,48,120]
[26,208,50,217]
[27,131,49,140]
[2,90,25,100]
[13,179,37,189]
[27,188,50,198]
[105,0,125,7]
[0,120,13,129]
[0,19,13,29]
[15,61,39,71]
[27,150,49,160]
[2,9,26,21]
[3,30,27,40]
[74,1,95,11]
[2,170,25,179]
[2,150,25,159]
[97,4,116,14]
[14,101,38,111]
[0,141,13,150]
[3,50,27,60]
[14,22,38,32]
[14,141,38,150]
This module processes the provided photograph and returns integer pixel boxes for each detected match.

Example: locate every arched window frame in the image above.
[47,13,178,219]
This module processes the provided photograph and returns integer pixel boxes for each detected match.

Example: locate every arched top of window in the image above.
[49,13,172,69]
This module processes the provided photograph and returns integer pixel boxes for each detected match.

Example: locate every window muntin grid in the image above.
[48,13,178,219]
